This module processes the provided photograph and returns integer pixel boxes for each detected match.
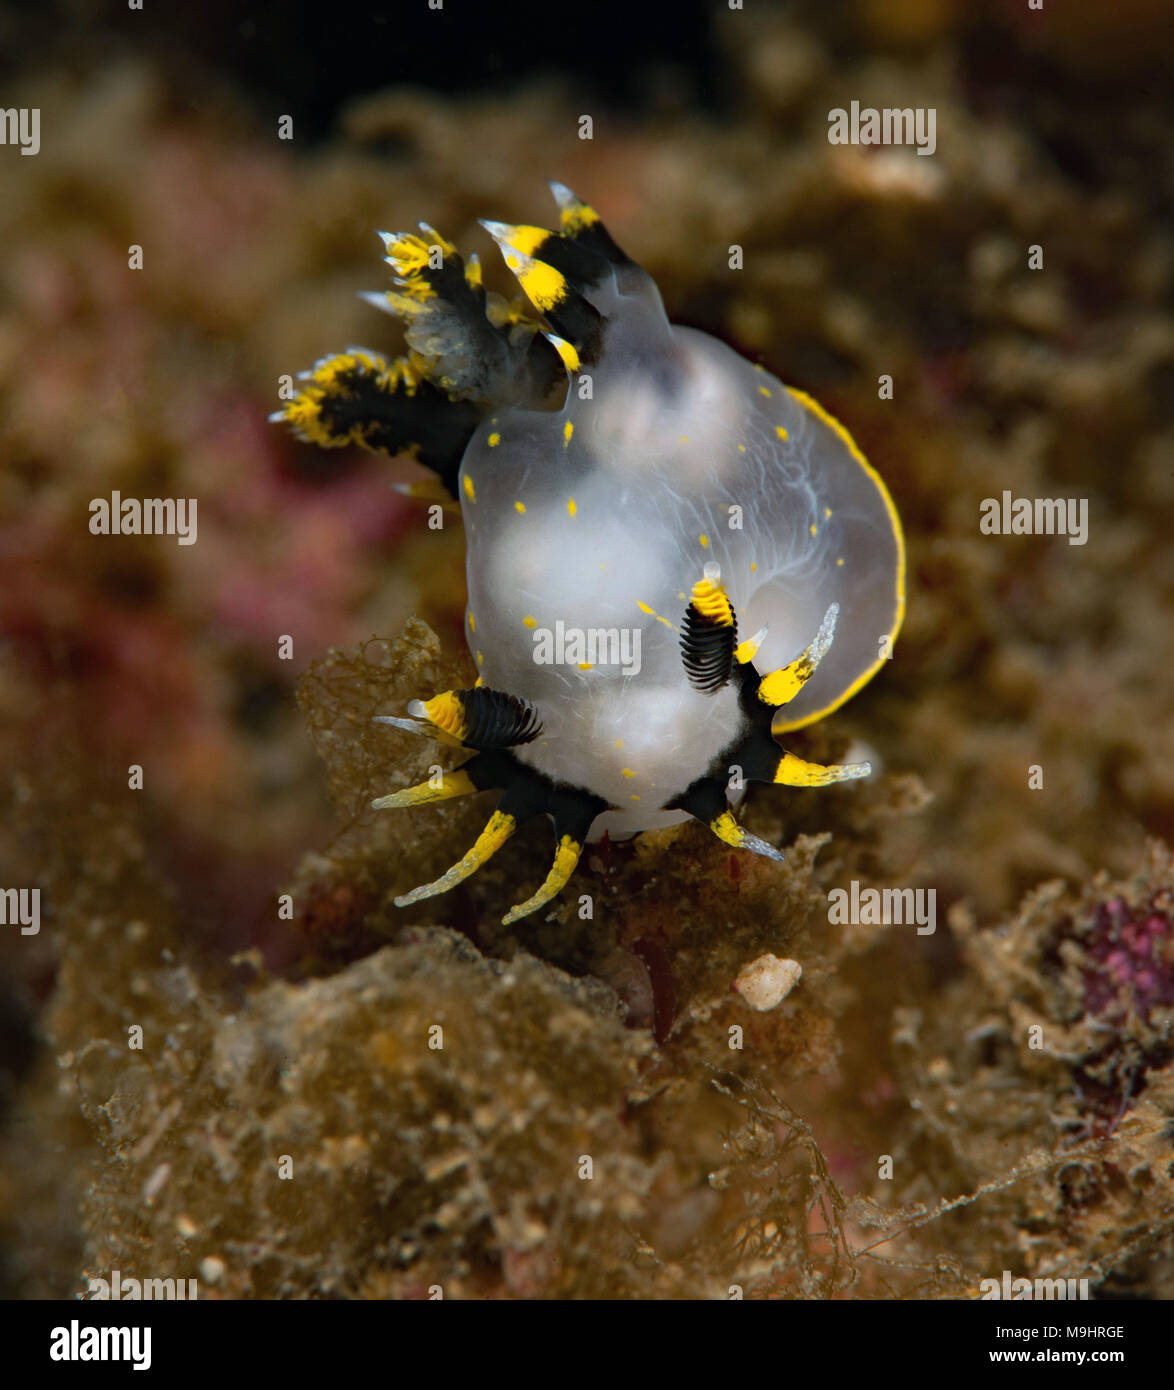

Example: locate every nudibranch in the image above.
[276,184,905,924]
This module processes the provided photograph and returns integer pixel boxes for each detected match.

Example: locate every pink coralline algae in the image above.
[1081,897,1174,1021]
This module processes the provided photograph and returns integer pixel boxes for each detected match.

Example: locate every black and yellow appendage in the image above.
[756,603,839,709]
[394,807,519,909]
[741,604,871,789]
[275,188,649,500]
[374,688,607,925]
[481,221,607,366]
[375,686,542,751]
[273,347,484,494]
[680,563,738,694]
[478,180,656,369]
[500,829,587,927]
[665,764,786,863]
[371,765,479,810]
[272,223,559,495]
[668,597,871,858]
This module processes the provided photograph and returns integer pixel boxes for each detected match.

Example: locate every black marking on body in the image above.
[459,747,610,826]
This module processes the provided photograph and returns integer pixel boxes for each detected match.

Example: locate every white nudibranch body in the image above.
[462,314,902,838]
[279,183,905,924]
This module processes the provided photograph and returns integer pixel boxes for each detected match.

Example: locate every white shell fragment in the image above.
[734,954,803,1011]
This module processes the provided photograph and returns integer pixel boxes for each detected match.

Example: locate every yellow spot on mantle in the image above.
[578,662,592,670]
[463,474,475,502]
[837,556,844,566]
[522,615,537,629]
[751,562,757,572]
[567,497,577,517]
[699,534,709,547]
[467,611,476,632]
[738,444,746,453]
[563,419,573,447]
[637,599,676,630]
[776,425,788,440]
[621,768,636,779]
[476,650,484,665]
[759,385,772,397]
[514,500,526,513]
[810,522,817,536]
[613,738,624,749]
[488,432,501,447]
[825,507,832,518]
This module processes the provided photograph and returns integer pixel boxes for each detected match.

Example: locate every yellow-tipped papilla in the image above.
[543,331,581,374]
[395,809,517,907]
[773,751,871,787]
[548,180,601,235]
[758,603,839,707]
[735,625,769,665]
[372,767,478,810]
[708,811,785,862]
[373,690,468,749]
[480,220,569,313]
[501,834,585,925]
